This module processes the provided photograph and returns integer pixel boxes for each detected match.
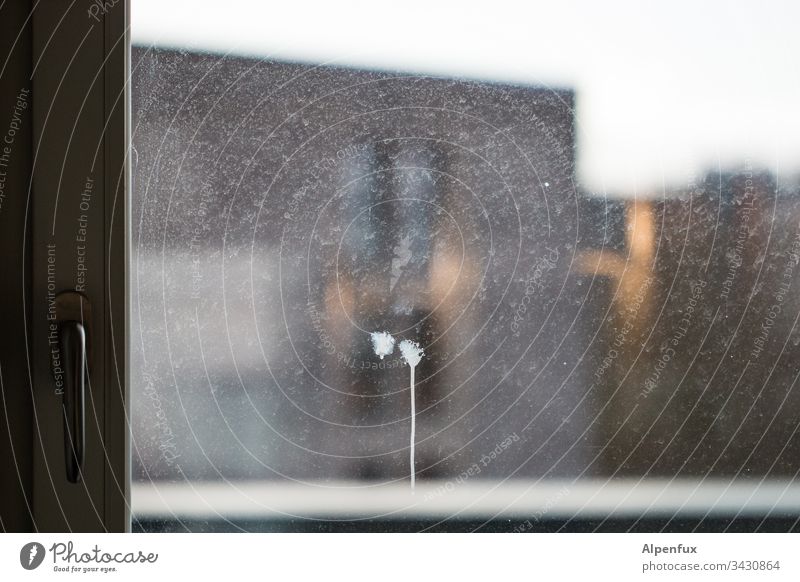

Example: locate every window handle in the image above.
[54,291,92,484]
[60,321,86,483]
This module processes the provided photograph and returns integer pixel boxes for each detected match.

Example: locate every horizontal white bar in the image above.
[132,478,800,520]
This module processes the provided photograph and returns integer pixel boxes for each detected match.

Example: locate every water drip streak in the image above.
[410,363,416,492]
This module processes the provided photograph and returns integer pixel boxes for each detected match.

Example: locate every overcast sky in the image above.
[133,0,800,196]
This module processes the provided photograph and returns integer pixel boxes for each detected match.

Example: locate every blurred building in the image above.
[131,46,800,484]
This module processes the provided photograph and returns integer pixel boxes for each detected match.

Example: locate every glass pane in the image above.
[131,0,800,531]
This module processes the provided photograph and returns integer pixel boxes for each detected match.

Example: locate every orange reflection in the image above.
[577,199,655,323]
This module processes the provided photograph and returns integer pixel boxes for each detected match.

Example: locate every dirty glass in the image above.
[130,1,800,531]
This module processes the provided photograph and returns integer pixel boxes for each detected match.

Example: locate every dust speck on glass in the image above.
[130,4,800,530]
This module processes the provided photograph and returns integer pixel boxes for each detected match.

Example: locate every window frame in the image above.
[25,0,129,532]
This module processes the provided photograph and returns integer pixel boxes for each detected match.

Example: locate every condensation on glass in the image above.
[130,46,800,526]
